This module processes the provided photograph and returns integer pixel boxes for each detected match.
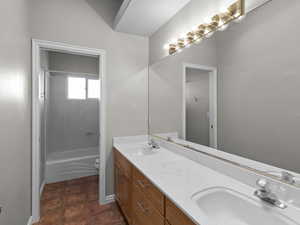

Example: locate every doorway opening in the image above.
[32,40,107,223]
[182,63,217,148]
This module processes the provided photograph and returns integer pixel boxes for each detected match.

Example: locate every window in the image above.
[68,77,86,99]
[88,79,101,99]
[67,77,100,100]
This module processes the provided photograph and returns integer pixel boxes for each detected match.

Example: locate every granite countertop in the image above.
[113,138,300,225]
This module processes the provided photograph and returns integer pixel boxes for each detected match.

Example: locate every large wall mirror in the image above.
[148,0,300,187]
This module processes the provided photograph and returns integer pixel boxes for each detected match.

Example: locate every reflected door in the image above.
[184,66,217,147]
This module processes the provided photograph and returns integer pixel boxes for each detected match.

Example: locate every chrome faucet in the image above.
[281,171,295,184]
[148,138,160,149]
[254,179,287,209]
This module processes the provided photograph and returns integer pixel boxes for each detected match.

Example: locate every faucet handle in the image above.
[167,136,172,141]
[148,138,154,145]
[254,179,287,209]
[256,179,270,192]
[281,171,295,184]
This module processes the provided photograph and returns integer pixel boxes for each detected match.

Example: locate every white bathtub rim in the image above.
[47,146,99,163]
[46,154,99,165]
[45,154,99,183]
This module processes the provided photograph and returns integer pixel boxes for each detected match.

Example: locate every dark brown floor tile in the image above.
[87,190,99,202]
[84,180,99,187]
[78,176,96,184]
[63,193,87,206]
[65,184,83,194]
[44,181,65,192]
[42,189,63,201]
[91,210,124,225]
[66,177,86,186]
[41,197,63,215]
[39,209,64,225]
[86,175,98,182]
[63,218,93,225]
[82,181,98,191]
[87,201,113,216]
[39,176,125,225]
[105,222,127,225]
[64,203,89,222]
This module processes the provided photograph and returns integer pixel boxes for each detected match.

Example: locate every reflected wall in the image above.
[149,38,217,138]
[149,0,300,175]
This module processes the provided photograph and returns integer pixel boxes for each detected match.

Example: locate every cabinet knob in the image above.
[137,201,149,214]
[137,180,149,189]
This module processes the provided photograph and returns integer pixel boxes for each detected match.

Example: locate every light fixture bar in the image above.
[167,0,245,55]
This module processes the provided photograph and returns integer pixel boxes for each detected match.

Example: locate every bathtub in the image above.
[45,147,99,183]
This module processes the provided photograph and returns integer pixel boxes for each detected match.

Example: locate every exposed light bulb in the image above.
[195,38,202,44]
[180,33,186,39]
[204,17,211,24]
[171,38,177,44]
[166,0,244,56]
[192,26,198,32]
[206,32,214,38]
[219,6,228,13]
[234,14,246,23]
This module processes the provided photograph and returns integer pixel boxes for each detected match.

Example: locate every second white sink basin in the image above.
[191,187,298,225]
[132,146,160,156]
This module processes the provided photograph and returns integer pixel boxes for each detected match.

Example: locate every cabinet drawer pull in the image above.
[137,180,149,189]
[137,201,149,214]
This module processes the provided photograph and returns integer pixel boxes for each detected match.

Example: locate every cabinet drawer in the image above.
[114,148,132,179]
[133,167,164,215]
[114,162,132,223]
[132,182,164,225]
[165,198,196,225]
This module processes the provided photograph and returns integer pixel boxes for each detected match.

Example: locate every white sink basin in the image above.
[132,146,160,156]
[191,187,298,225]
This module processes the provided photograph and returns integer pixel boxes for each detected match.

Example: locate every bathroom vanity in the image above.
[114,147,195,225]
[113,137,300,225]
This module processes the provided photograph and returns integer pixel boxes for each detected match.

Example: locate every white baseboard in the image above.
[105,194,115,204]
[40,180,46,196]
[27,216,33,225]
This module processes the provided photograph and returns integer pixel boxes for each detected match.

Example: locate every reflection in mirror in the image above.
[183,65,217,148]
[148,0,300,187]
[149,38,217,141]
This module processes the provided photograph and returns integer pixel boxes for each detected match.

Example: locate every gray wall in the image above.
[186,69,209,146]
[0,0,31,225]
[29,0,149,195]
[47,52,99,155]
[216,0,300,172]
[49,51,99,74]
[149,0,300,173]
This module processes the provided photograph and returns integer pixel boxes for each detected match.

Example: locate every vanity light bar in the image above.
[167,0,245,55]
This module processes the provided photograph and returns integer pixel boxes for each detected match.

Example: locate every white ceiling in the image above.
[113,0,272,37]
[113,0,191,37]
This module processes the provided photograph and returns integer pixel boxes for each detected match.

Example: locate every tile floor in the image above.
[35,176,126,225]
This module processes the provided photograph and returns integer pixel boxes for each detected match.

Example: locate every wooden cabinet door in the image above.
[131,182,164,225]
[133,167,164,215]
[114,152,132,223]
[122,174,131,222]
[165,199,196,225]
[115,163,122,204]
